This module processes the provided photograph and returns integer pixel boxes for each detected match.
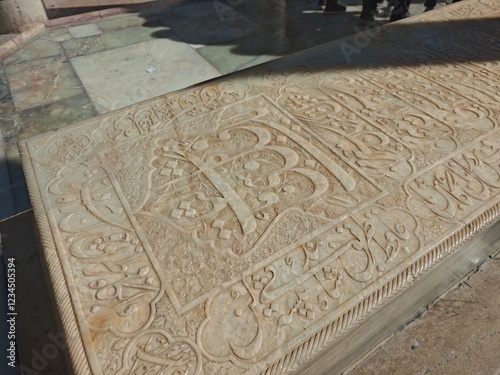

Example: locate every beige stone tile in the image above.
[3,37,64,66]
[70,39,221,113]
[68,23,102,39]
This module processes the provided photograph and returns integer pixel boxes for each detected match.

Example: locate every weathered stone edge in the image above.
[21,118,500,375]
[263,203,500,375]
[18,139,92,375]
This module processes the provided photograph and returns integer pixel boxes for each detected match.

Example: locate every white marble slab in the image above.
[71,39,222,113]
[19,1,500,374]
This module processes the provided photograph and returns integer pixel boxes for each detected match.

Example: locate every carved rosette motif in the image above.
[17,1,500,374]
[105,95,384,314]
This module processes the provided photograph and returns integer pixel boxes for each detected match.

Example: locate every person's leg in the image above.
[389,0,411,21]
[360,0,378,21]
[324,0,346,14]
[424,0,437,10]
[377,0,395,18]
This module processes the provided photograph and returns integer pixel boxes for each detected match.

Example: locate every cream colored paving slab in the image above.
[18,1,500,374]
[68,24,103,39]
[70,39,222,113]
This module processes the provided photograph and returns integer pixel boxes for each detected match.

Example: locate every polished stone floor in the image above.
[1,0,437,221]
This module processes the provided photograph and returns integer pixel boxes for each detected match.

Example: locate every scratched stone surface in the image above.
[18,1,500,374]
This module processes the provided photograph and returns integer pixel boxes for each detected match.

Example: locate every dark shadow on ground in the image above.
[0,212,72,375]
[139,2,500,73]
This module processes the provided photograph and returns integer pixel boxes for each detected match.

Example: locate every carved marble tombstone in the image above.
[19,1,500,373]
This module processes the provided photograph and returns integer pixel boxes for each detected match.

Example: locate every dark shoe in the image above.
[424,7,434,11]
[323,4,346,15]
[389,11,410,22]
[377,6,393,17]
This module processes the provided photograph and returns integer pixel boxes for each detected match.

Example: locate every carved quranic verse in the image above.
[19,1,500,374]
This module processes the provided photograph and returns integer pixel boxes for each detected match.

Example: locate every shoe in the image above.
[323,4,346,15]
[389,11,410,22]
[424,7,434,11]
[377,6,393,17]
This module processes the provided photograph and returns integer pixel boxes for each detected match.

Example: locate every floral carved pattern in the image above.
[17,1,500,374]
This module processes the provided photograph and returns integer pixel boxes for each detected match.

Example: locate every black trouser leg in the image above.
[389,0,411,21]
[361,0,378,20]
[424,0,437,8]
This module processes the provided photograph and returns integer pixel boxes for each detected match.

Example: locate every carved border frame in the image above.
[17,0,500,373]
[19,140,94,374]
[19,131,500,375]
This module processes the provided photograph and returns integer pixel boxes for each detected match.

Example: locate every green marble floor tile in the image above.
[41,27,72,43]
[0,64,10,103]
[0,63,15,116]
[100,25,175,50]
[5,56,85,111]
[121,2,221,33]
[1,94,97,146]
[61,35,107,57]
[68,23,102,39]
[0,112,20,148]
[282,5,367,53]
[168,10,266,45]
[62,25,175,57]
[145,0,219,24]
[228,0,288,32]
[97,13,147,32]
[0,95,96,217]
[3,37,64,66]
[197,32,290,74]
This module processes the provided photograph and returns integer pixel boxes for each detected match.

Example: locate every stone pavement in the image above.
[1,0,500,374]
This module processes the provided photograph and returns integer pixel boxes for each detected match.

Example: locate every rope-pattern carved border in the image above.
[18,137,500,375]
[15,2,499,373]
[18,141,92,375]
[262,203,500,375]
[18,134,500,375]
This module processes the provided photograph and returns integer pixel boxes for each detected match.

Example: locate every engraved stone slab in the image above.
[19,1,500,374]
